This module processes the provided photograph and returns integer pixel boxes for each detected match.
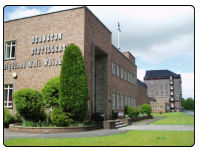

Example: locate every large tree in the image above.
[59,43,88,121]
[182,97,194,110]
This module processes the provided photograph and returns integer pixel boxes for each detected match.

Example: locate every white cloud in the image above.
[137,69,146,82]
[7,6,42,21]
[181,73,194,99]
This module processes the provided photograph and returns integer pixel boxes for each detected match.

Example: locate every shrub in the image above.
[124,105,128,115]
[4,108,15,128]
[22,120,56,127]
[13,88,46,121]
[127,106,139,118]
[50,107,73,127]
[140,104,152,116]
[42,76,60,108]
[59,43,88,121]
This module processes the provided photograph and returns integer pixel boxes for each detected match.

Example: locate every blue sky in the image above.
[3,6,194,98]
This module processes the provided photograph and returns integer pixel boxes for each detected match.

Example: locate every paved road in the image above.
[183,110,194,116]
[4,128,127,140]
[4,116,194,140]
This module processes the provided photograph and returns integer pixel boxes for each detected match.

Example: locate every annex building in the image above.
[4,6,148,119]
[144,70,182,112]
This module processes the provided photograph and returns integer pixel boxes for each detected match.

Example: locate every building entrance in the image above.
[93,46,108,116]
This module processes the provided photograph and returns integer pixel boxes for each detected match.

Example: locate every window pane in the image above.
[6,46,10,58]
[9,89,13,101]
[11,46,15,57]
[4,85,8,88]
[4,89,8,101]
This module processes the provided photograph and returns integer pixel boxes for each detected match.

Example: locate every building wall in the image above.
[4,7,138,118]
[144,77,182,112]
[149,101,168,113]
[136,83,147,106]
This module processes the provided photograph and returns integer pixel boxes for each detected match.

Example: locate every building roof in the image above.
[137,79,147,88]
[144,70,181,80]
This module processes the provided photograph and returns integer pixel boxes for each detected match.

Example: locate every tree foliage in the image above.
[182,98,194,110]
[41,76,60,108]
[59,43,88,121]
[13,88,46,121]
[140,104,152,116]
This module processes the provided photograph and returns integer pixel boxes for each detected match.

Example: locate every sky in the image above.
[3,6,194,99]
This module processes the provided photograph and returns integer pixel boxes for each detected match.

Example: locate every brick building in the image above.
[4,6,140,119]
[144,70,182,112]
[136,79,148,107]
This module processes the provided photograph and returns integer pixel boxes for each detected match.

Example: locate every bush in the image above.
[127,106,139,118]
[4,108,15,128]
[50,107,73,127]
[124,105,128,115]
[140,104,152,116]
[13,88,46,122]
[59,43,88,121]
[42,76,60,108]
[22,120,56,127]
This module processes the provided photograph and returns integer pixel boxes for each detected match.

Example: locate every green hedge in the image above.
[59,43,88,121]
[127,106,139,118]
[42,76,60,108]
[140,104,152,116]
[13,88,46,121]
[50,107,73,127]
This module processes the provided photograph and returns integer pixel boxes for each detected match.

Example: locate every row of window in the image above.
[152,106,163,109]
[4,85,13,108]
[112,92,136,110]
[112,61,136,85]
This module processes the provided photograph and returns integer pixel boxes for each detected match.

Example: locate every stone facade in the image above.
[144,70,182,112]
[4,7,138,119]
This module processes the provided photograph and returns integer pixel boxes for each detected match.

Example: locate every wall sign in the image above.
[4,32,65,71]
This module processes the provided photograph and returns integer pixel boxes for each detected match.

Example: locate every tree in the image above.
[182,97,194,110]
[59,43,88,121]
[41,76,60,108]
[13,88,46,121]
[140,104,152,116]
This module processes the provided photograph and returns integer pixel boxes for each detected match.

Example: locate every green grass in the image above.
[151,112,194,125]
[4,130,194,146]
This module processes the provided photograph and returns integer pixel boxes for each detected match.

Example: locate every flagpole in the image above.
[118,30,120,49]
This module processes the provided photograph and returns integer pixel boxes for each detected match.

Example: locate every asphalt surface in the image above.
[183,110,194,116]
[4,115,194,140]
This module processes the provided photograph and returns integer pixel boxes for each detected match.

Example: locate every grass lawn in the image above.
[151,112,194,125]
[4,130,194,146]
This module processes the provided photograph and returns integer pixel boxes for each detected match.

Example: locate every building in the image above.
[4,6,139,119]
[136,79,148,107]
[144,70,182,112]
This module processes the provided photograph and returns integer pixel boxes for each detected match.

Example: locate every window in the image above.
[121,67,124,79]
[112,62,116,75]
[166,91,168,96]
[128,96,130,106]
[117,93,120,109]
[128,72,131,82]
[4,85,13,108]
[160,106,163,108]
[176,102,179,108]
[130,74,133,84]
[156,91,159,96]
[124,70,127,80]
[5,41,16,59]
[125,96,127,106]
[121,95,124,108]
[133,97,136,106]
[112,93,116,109]
[117,65,120,77]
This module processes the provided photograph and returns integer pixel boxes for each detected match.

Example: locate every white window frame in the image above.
[117,93,120,109]
[5,41,16,60]
[125,96,127,106]
[124,70,127,81]
[121,95,124,109]
[112,61,116,75]
[4,84,13,108]
[121,67,124,79]
[117,64,120,77]
[112,92,116,109]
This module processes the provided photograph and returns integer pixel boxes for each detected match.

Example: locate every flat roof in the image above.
[4,6,112,34]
